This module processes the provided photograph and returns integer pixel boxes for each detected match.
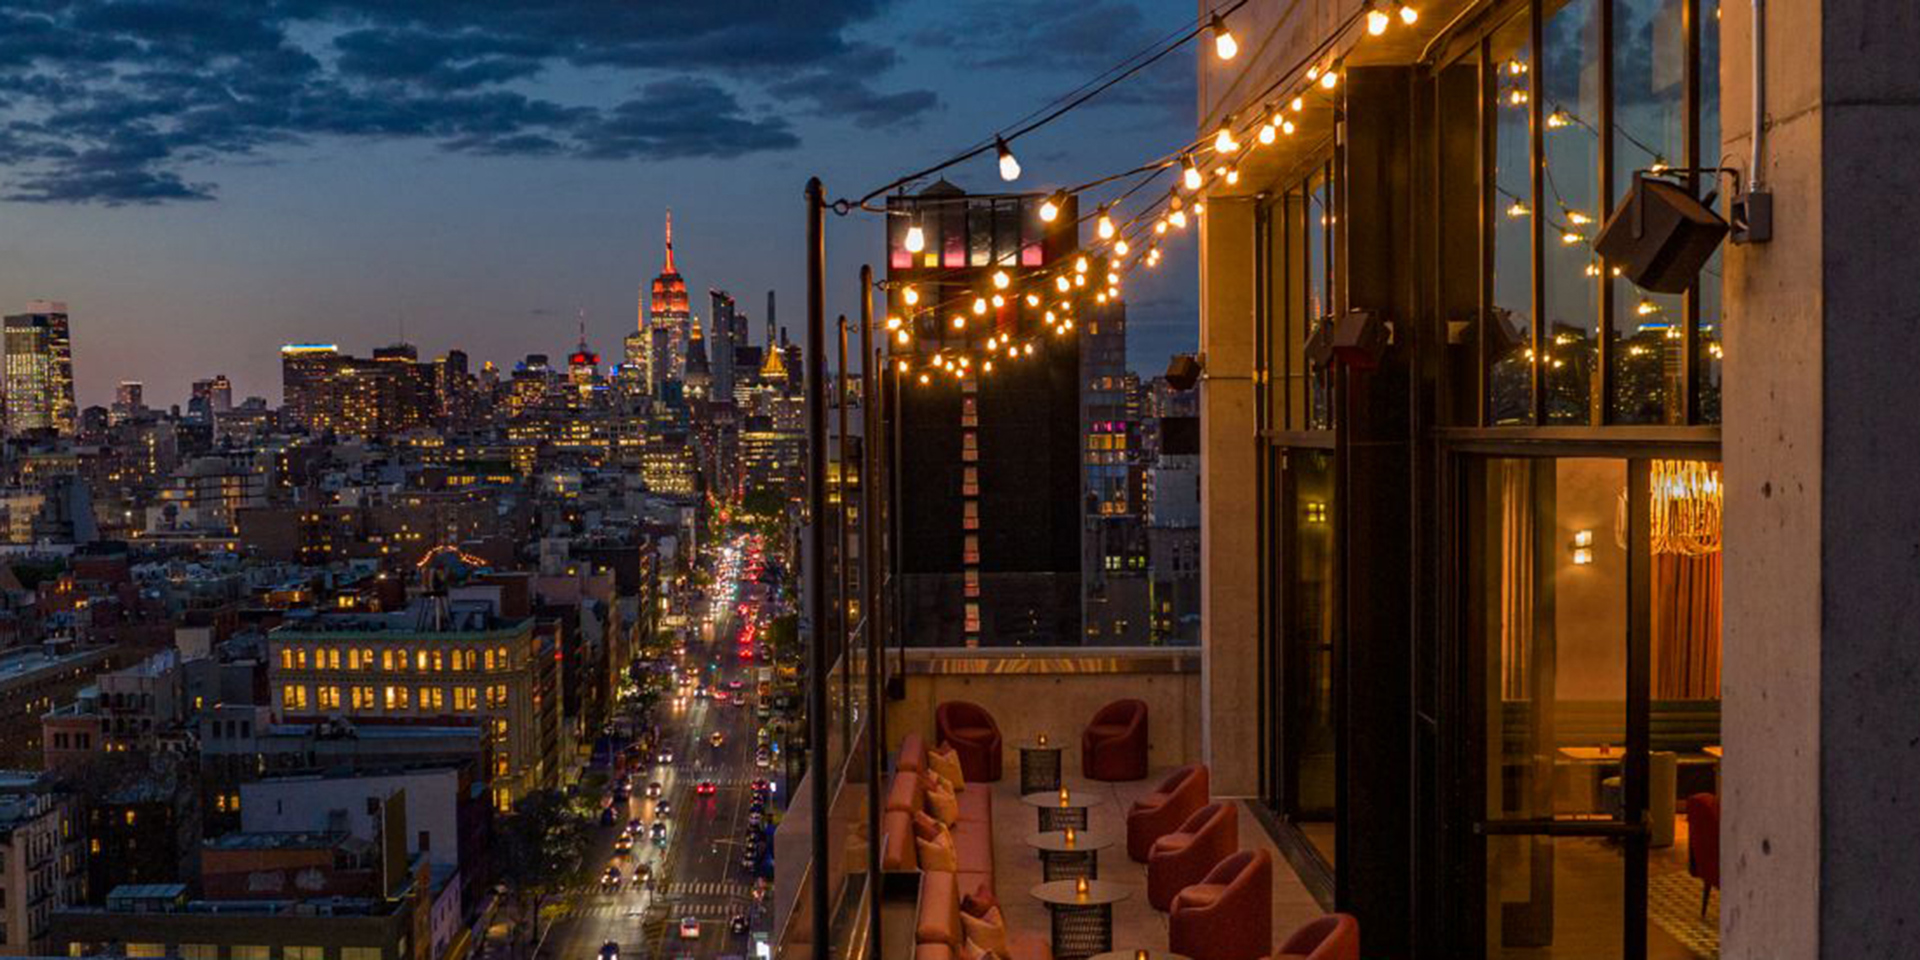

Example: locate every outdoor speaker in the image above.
[1594,176,1729,294]
[1164,353,1202,391]
[1305,318,1335,369]
[1330,310,1389,369]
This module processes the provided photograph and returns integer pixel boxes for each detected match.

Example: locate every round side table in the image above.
[1030,879,1132,960]
[1016,738,1065,794]
[1020,784,1106,833]
[1025,829,1115,881]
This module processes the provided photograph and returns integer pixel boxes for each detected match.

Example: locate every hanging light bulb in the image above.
[991,294,1005,308]
[1507,58,1528,76]
[1282,118,1296,135]
[986,335,998,349]
[1154,218,1169,235]
[1211,13,1238,60]
[1170,208,1188,229]
[1096,210,1115,239]
[1560,230,1583,245]
[1008,345,1019,359]
[886,315,902,330]
[1291,95,1305,112]
[1214,119,1238,154]
[1039,191,1065,222]
[995,136,1020,181]
[897,359,910,373]
[1106,271,1120,286]
[1114,239,1130,256]
[1096,291,1109,304]
[992,270,1010,289]
[1073,273,1087,287]
[1566,210,1592,225]
[895,329,910,345]
[902,285,919,306]
[1637,298,1659,316]
[1225,165,1240,185]
[1025,292,1040,307]
[1320,65,1340,89]
[1024,343,1035,355]
[983,360,993,373]
[1509,88,1529,106]
[1182,154,1202,191]
[918,372,930,385]
[1044,310,1057,324]
[1399,2,1419,24]
[1258,122,1276,145]
[1546,109,1572,129]
[904,224,926,253]
[1063,318,1075,331]
[1506,200,1531,217]
[1074,256,1089,274]
[1367,5,1391,35]
[1055,275,1071,293]
[951,314,966,329]
[971,297,987,315]
[1306,65,1320,85]
[1193,200,1206,215]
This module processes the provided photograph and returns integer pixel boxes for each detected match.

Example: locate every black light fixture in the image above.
[1307,310,1390,369]
[1594,173,1730,294]
[1164,353,1203,391]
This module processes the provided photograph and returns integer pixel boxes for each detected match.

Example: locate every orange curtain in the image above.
[1652,551,1722,698]
[1499,461,1534,701]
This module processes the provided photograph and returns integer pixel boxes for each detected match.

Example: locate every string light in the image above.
[1074,273,1088,286]
[992,269,1010,289]
[1154,218,1168,235]
[903,285,919,306]
[1399,2,1419,25]
[1039,191,1065,222]
[1258,121,1276,145]
[1214,119,1238,154]
[1056,275,1072,292]
[1023,343,1035,355]
[1507,59,1528,76]
[1306,65,1320,85]
[886,315,903,330]
[896,329,910,345]
[1170,208,1188,229]
[1182,154,1203,191]
[952,314,967,329]
[1508,88,1529,106]
[1547,109,1572,129]
[918,373,930,385]
[1096,209,1116,239]
[1114,238,1130,256]
[995,136,1020,181]
[1225,165,1240,185]
[1559,230,1583,245]
[905,224,926,253]
[1025,292,1041,307]
[1565,210,1592,225]
[1291,95,1304,112]
[991,293,1005,308]
[897,359,909,372]
[1320,63,1341,89]
[1210,13,1238,60]
[983,360,993,373]
[1507,200,1531,217]
[1074,256,1089,274]
[1367,5,1391,35]
[971,297,988,315]
[1282,118,1296,135]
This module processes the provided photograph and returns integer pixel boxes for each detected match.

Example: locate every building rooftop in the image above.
[204,830,351,852]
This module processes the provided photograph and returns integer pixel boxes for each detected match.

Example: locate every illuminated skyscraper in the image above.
[2,300,76,436]
[643,210,691,395]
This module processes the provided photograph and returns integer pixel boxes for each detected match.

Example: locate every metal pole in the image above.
[837,314,853,759]
[890,351,907,692]
[858,266,884,957]
[803,176,831,960]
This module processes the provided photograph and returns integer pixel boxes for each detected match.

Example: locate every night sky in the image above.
[0,0,1200,409]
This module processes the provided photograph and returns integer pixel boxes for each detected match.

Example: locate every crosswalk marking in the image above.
[660,880,749,898]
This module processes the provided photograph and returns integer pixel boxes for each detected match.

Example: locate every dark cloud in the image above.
[0,0,935,203]
[909,0,1192,117]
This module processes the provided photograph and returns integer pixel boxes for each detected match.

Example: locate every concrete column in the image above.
[1198,197,1261,798]
[1723,1,1920,956]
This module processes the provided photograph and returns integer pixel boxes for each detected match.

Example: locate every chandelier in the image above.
[1649,459,1722,556]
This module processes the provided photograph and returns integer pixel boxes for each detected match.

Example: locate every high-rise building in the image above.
[280,343,437,437]
[2,300,76,436]
[111,381,144,424]
[883,181,1083,646]
[644,211,691,395]
[1080,299,1149,644]
[188,374,233,423]
[710,289,738,400]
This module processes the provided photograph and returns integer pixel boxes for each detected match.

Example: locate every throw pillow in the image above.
[912,810,944,843]
[958,905,1010,957]
[925,778,960,825]
[928,744,966,791]
[915,830,957,872]
[960,880,999,919]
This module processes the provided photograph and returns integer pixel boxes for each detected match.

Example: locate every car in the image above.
[730,914,750,935]
[709,731,725,748]
[748,810,763,827]
[600,941,619,960]
[748,798,765,814]
[635,863,653,885]
[613,836,632,855]
[627,818,642,833]
[751,779,770,795]
[755,749,771,768]
[727,679,745,691]
[696,780,717,795]
[601,866,621,890]
[679,917,701,940]
[646,782,663,799]
[652,822,668,840]
[740,849,756,869]
[656,748,674,764]
[655,799,672,818]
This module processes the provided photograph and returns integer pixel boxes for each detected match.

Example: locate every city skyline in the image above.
[0,0,1201,410]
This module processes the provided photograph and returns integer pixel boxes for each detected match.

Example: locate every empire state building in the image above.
[640,210,690,395]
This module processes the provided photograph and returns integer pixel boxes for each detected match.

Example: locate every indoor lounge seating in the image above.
[913,867,1052,960]
[1082,698,1150,781]
[1127,763,1209,862]
[1169,848,1273,960]
[1267,913,1360,960]
[1147,800,1239,910]
[936,699,1004,783]
[1686,792,1720,916]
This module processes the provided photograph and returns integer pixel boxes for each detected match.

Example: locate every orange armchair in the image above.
[935,700,1003,783]
[1271,914,1359,960]
[1082,698,1149,781]
[1127,763,1208,862]
[1147,801,1238,909]
[1169,849,1273,960]
[1686,793,1720,916]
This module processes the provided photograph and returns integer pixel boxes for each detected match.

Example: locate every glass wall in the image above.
[1467,0,1725,428]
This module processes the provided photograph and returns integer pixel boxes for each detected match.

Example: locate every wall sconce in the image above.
[1572,530,1594,565]
[1304,501,1328,524]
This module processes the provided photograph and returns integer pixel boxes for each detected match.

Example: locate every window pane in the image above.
[1612,0,1689,423]
[1540,0,1602,423]
[1490,17,1536,424]
[1307,168,1333,429]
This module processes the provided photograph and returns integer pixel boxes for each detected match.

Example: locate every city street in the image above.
[540,537,773,960]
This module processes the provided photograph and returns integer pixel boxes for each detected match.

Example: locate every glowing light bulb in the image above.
[1106,272,1119,286]
[1291,95,1305,112]
[1307,65,1320,84]
[1566,210,1591,225]
[1214,122,1238,154]
[1367,7,1391,34]
[992,270,1010,289]
[1024,343,1034,355]
[983,360,993,373]
[1547,109,1572,129]
[1170,209,1188,229]
[1096,211,1115,239]
[1320,68,1340,89]
[1509,88,1528,106]
[1025,293,1040,307]
[903,285,919,306]
[886,315,902,330]
[1073,273,1087,287]
[1096,292,1109,304]
[896,360,909,372]
[1211,13,1238,60]
[895,329,910,345]
[1044,310,1056,324]
[1154,219,1168,235]
[1560,230,1582,245]
[1585,263,1601,277]
[991,294,1005,309]
[1281,119,1296,136]
[904,225,925,253]
[1507,59,1528,76]
[1258,123,1276,145]
[1637,298,1658,316]
[1055,275,1071,293]
[951,315,966,329]
[1040,192,1064,222]
[1400,2,1419,24]
[1225,166,1240,185]
[918,373,930,385]
[1507,200,1531,217]
[1182,155,1202,191]
[1114,239,1130,256]
[971,297,987,315]
[1008,346,1018,359]
[995,136,1020,181]
[1074,256,1089,274]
